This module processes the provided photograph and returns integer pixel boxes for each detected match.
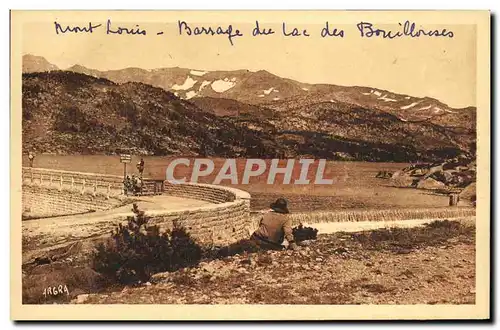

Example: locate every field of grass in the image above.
[23,155,450,211]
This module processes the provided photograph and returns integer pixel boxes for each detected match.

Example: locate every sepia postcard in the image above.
[10,10,490,320]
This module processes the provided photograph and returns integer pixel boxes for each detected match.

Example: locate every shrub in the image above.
[92,203,202,284]
[293,224,319,243]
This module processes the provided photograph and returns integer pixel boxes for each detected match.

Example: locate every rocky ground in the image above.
[70,220,475,305]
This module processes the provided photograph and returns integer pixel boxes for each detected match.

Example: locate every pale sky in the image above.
[17,11,477,108]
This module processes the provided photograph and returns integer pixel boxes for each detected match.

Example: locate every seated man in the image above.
[251,198,298,251]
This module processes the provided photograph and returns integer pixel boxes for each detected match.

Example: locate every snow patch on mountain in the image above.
[418,105,432,111]
[211,79,236,93]
[273,97,280,101]
[199,80,211,92]
[363,90,383,97]
[400,101,422,110]
[258,94,265,98]
[263,87,275,95]
[433,107,443,113]
[190,70,207,76]
[378,94,398,102]
[185,91,197,99]
[172,77,197,90]
[302,87,309,91]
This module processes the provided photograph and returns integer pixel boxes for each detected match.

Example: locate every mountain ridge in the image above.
[22,54,474,124]
[22,70,475,162]
[22,54,59,73]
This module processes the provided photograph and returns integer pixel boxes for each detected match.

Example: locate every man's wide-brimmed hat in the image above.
[270,198,289,214]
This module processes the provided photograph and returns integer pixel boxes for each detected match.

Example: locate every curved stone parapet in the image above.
[146,199,252,246]
[21,167,254,246]
[148,182,252,245]
[163,181,251,204]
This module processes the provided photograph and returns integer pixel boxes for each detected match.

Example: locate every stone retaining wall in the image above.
[22,185,126,219]
[163,182,237,203]
[149,182,251,245]
[146,199,251,245]
[23,197,252,248]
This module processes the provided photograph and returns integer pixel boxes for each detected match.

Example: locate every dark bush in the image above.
[293,224,319,243]
[92,204,202,284]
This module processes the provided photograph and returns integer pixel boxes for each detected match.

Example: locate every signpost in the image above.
[120,154,131,195]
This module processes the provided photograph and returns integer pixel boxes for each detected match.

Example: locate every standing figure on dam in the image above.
[137,157,145,178]
[123,175,133,195]
[250,198,298,251]
[28,151,35,167]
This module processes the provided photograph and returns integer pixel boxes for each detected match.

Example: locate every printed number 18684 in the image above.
[43,285,69,297]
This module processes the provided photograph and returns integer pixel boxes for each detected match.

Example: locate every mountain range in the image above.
[21,54,476,161]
